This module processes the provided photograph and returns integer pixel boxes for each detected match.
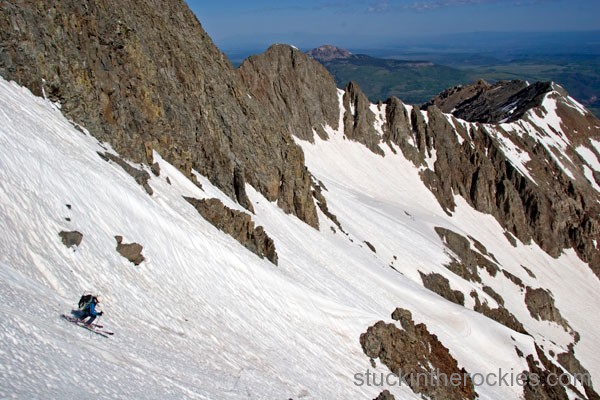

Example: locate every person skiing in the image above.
[75,294,103,326]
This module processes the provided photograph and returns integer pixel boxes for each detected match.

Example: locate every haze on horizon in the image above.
[187,0,600,52]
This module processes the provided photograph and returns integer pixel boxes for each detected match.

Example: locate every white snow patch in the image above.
[563,94,590,116]
[576,146,600,172]
[590,139,600,159]
[526,95,570,149]
[582,165,600,192]
[370,103,387,137]
[497,93,576,180]
[445,115,465,145]
[499,101,520,123]
[425,147,437,171]
[485,126,536,183]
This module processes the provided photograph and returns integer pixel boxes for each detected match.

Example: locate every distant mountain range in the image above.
[306,45,600,117]
[307,45,470,105]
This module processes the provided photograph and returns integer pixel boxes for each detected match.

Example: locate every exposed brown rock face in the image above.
[59,231,83,248]
[115,235,145,265]
[419,271,465,306]
[557,345,599,400]
[150,162,160,177]
[0,0,318,228]
[422,80,552,123]
[382,97,425,165]
[185,197,278,265]
[470,291,527,334]
[503,270,525,288]
[311,177,343,231]
[239,44,339,142]
[360,308,476,400]
[233,166,254,213]
[385,88,600,277]
[434,227,500,282]
[482,285,505,306]
[343,81,384,155]
[364,241,377,253]
[99,152,153,195]
[431,227,529,333]
[373,390,396,400]
[523,344,587,400]
[524,287,570,332]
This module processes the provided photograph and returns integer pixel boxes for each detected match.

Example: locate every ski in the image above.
[61,314,114,337]
[61,314,104,328]
[81,324,113,338]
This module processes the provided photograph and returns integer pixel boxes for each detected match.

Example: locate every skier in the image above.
[75,294,103,326]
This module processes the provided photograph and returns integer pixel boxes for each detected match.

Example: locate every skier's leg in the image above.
[86,315,97,326]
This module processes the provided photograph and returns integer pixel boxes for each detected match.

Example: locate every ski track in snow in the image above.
[1,76,599,399]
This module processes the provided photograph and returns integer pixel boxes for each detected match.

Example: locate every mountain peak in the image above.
[423,79,554,123]
[307,45,352,62]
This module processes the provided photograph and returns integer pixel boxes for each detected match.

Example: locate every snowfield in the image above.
[1,76,599,399]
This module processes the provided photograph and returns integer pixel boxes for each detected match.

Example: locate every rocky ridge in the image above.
[422,79,552,123]
[381,82,600,278]
[239,44,340,142]
[0,0,318,229]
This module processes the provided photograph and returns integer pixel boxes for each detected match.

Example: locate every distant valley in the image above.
[306,45,469,106]
[304,44,600,117]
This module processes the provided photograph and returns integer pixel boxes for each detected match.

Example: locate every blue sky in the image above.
[186,0,600,50]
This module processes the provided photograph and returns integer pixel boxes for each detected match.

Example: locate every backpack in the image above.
[78,293,97,310]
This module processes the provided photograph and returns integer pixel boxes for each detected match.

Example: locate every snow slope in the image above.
[1,77,599,399]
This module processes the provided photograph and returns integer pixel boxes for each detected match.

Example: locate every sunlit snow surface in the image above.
[1,77,599,399]
[576,145,600,191]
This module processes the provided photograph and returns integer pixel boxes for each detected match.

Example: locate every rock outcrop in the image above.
[383,86,600,278]
[431,227,529,333]
[0,0,318,229]
[360,308,477,400]
[373,390,396,400]
[343,82,384,155]
[115,235,145,265]
[59,230,83,248]
[470,291,527,334]
[239,44,340,142]
[523,344,589,400]
[434,227,500,282]
[422,80,552,123]
[419,271,465,306]
[99,152,153,195]
[557,344,599,399]
[185,197,278,265]
[524,287,571,332]
[311,177,343,231]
